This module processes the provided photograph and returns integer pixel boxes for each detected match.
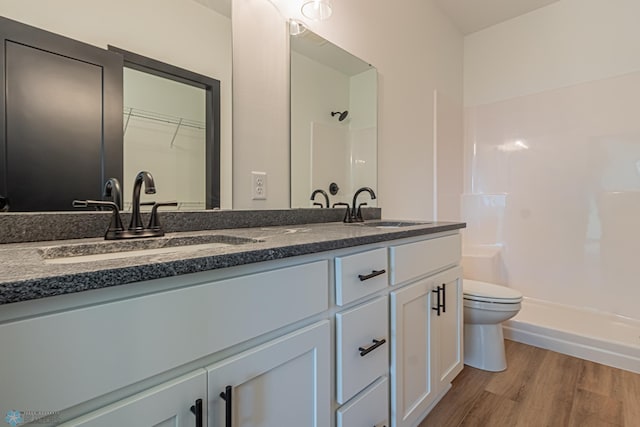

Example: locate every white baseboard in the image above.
[503,321,640,374]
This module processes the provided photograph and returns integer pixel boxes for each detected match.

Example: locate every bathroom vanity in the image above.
[0,215,464,427]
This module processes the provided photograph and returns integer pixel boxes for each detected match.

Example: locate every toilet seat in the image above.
[463,279,522,304]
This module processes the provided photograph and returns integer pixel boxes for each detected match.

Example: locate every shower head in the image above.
[331,111,349,122]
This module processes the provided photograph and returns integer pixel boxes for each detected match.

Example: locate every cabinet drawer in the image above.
[337,376,389,427]
[390,234,461,285]
[0,261,329,415]
[335,247,388,306]
[336,296,389,404]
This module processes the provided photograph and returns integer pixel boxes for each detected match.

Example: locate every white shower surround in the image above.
[463,70,640,321]
[462,0,640,371]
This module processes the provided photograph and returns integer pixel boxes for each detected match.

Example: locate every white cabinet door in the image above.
[207,321,330,427]
[60,370,207,427]
[390,266,463,427]
[431,267,463,390]
[390,278,435,427]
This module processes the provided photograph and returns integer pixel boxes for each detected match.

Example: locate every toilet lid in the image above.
[463,279,522,303]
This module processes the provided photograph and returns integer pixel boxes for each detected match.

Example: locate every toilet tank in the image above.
[462,245,507,285]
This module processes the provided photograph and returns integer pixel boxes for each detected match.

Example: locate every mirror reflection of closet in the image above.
[110,47,221,210]
[290,23,378,209]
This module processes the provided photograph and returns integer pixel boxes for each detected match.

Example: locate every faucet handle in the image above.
[332,202,352,223]
[356,202,368,222]
[312,202,323,208]
[73,200,125,239]
[147,201,178,231]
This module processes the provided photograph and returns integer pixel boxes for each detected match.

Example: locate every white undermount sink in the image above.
[39,234,260,264]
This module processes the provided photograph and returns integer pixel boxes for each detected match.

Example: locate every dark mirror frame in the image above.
[108,46,222,209]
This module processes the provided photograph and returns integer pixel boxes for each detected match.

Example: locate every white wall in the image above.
[463,0,640,320]
[464,0,640,106]
[233,0,464,217]
[232,0,290,209]
[0,0,233,208]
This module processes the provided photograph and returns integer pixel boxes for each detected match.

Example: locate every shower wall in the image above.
[463,0,640,320]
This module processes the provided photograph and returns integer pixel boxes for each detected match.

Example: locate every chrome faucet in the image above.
[351,187,376,222]
[310,189,330,208]
[103,177,122,210]
[129,171,156,231]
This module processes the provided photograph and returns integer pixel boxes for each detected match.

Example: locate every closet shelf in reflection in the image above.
[123,106,205,147]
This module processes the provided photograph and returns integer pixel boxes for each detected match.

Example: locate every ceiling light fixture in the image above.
[301,0,333,21]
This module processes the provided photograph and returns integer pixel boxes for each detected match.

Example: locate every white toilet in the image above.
[462,246,522,372]
[463,280,522,371]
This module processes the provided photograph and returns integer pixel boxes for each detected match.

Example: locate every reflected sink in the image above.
[39,234,261,264]
[348,220,431,229]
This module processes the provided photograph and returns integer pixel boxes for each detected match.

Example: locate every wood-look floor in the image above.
[420,340,640,427]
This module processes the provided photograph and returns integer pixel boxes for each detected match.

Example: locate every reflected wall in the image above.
[290,29,377,208]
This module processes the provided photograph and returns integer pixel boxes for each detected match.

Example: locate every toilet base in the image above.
[464,323,507,372]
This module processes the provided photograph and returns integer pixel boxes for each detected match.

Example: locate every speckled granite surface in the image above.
[0,218,465,305]
[0,208,380,244]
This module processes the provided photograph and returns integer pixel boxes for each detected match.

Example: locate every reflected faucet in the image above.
[310,189,330,208]
[351,187,376,222]
[129,171,156,231]
[103,178,122,211]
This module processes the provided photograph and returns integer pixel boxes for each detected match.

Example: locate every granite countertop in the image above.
[0,220,465,305]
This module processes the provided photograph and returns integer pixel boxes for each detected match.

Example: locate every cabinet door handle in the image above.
[358,338,386,356]
[432,286,442,316]
[441,282,446,313]
[220,385,232,427]
[189,398,203,427]
[358,269,386,281]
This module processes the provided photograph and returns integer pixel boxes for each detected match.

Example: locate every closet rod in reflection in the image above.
[122,106,205,137]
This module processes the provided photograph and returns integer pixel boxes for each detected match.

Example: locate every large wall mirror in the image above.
[0,0,231,212]
[290,23,378,208]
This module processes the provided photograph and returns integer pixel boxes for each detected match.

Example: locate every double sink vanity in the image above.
[0,209,465,427]
[0,4,466,426]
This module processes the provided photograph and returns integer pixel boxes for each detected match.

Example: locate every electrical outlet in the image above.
[251,171,267,200]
